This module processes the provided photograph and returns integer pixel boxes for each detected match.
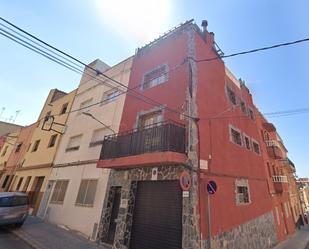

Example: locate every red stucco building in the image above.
[97,20,297,249]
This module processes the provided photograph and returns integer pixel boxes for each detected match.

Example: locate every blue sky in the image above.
[0,1,308,177]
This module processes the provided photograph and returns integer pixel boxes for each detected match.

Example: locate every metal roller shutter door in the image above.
[129,180,182,249]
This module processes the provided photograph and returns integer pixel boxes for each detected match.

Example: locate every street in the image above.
[0,227,32,249]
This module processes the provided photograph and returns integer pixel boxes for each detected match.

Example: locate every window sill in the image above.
[89,141,103,147]
[65,146,80,152]
[50,201,64,205]
[75,203,94,208]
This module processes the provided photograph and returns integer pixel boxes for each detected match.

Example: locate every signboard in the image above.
[207,180,217,195]
[179,171,192,191]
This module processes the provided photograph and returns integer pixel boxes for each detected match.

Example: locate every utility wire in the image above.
[190,37,309,63]
[0,17,195,120]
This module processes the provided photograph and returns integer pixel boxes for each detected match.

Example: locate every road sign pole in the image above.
[207,191,212,249]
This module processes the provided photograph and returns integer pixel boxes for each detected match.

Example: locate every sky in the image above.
[0,1,308,177]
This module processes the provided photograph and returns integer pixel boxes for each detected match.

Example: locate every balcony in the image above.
[97,121,187,169]
[265,140,284,159]
[272,175,288,193]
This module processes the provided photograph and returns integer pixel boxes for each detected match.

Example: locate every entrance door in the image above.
[129,180,182,249]
[37,180,55,219]
[30,176,45,214]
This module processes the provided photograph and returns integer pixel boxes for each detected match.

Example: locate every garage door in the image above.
[129,180,182,249]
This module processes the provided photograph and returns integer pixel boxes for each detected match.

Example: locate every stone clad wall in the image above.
[202,212,278,249]
[97,165,200,249]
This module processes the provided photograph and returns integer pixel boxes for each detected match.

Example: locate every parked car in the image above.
[0,192,29,228]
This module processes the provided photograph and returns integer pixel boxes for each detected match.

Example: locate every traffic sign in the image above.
[179,171,192,191]
[207,180,217,195]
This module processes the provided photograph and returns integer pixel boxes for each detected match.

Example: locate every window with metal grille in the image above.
[66,135,82,152]
[32,140,40,152]
[230,126,242,146]
[48,134,58,148]
[236,183,250,205]
[75,179,98,206]
[102,89,121,104]
[50,180,69,204]
[252,141,260,154]
[142,65,167,90]
[227,86,236,105]
[244,136,251,150]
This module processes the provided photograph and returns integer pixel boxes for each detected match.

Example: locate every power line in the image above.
[0,17,195,120]
[189,37,309,63]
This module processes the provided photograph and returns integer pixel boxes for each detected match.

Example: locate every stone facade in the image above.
[97,165,200,249]
[202,212,278,249]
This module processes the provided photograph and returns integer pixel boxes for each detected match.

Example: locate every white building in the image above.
[39,57,133,240]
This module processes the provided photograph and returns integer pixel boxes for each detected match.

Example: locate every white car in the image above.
[0,192,29,228]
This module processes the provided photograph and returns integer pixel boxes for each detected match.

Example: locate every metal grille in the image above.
[101,121,186,160]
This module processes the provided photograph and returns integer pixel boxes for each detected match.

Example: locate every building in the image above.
[43,58,133,240]
[0,123,37,193]
[0,121,23,136]
[0,130,20,191]
[95,20,298,249]
[298,178,309,214]
[11,89,76,214]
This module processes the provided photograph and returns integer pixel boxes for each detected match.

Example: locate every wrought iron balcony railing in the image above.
[100,121,186,160]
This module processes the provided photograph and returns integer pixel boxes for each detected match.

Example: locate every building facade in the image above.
[43,58,133,240]
[10,89,76,214]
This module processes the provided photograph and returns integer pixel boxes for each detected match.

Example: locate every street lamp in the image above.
[82,112,116,134]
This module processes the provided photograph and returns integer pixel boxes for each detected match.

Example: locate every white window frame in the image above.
[229,124,242,147]
[235,179,251,205]
[243,133,251,150]
[50,180,69,204]
[101,88,122,105]
[89,128,107,147]
[141,64,168,90]
[75,179,98,207]
[251,138,261,155]
[66,134,82,152]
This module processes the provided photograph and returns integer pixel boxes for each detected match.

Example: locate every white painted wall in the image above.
[44,57,133,239]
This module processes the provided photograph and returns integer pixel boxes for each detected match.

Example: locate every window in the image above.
[50,180,69,204]
[248,107,255,120]
[1,175,10,189]
[227,86,236,105]
[252,140,260,155]
[75,179,98,206]
[240,101,246,114]
[102,89,121,104]
[60,103,68,115]
[89,128,106,147]
[48,134,58,148]
[16,177,23,191]
[229,125,242,146]
[22,176,31,192]
[46,111,51,118]
[139,111,162,128]
[32,140,40,152]
[78,98,93,115]
[142,64,168,90]
[244,135,251,150]
[15,143,22,153]
[236,179,250,205]
[66,135,82,152]
[1,145,8,156]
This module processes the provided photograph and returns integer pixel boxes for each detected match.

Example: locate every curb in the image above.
[11,229,44,249]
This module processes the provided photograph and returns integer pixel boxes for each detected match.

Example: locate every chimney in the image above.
[201,20,208,34]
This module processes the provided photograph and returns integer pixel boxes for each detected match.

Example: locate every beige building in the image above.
[0,121,23,136]
[43,58,132,240]
[0,130,20,191]
[12,89,76,214]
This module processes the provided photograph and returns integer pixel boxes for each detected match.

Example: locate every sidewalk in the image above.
[274,226,309,249]
[11,216,106,249]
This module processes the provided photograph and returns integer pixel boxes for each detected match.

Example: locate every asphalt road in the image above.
[0,228,32,249]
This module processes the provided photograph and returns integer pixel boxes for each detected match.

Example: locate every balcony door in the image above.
[138,111,162,152]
